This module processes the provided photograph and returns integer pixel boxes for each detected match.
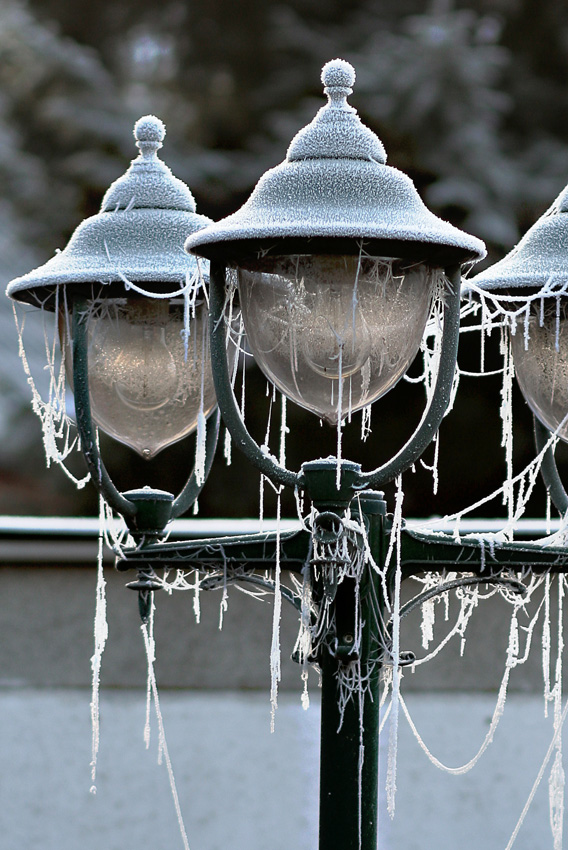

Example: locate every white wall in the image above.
[1,560,565,849]
[1,689,560,850]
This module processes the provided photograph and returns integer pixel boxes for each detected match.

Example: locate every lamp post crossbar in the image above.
[113,471,568,850]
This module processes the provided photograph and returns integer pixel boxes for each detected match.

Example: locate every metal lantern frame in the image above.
[7,115,221,547]
[7,61,568,850]
[469,184,568,517]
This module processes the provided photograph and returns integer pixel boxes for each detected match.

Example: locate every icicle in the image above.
[259,475,265,531]
[218,550,229,631]
[279,394,288,468]
[182,273,191,361]
[224,427,232,465]
[293,557,314,712]
[499,329,515,522]
[386,476,404,818]
[194,328,208,486]
[143,597,155,750]
[421,598,435,649]
[240,347,246,419]
[547,491,552,536]
[544,574,552,717]
[90,495,109,793]
[193,573,201,625]
[336,349,344,489]
[270,490,283,731]
[549,751,565,850]
[360,404,372,441]
[548,574,565,849]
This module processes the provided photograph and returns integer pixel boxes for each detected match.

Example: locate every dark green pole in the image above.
[318,490,387,850]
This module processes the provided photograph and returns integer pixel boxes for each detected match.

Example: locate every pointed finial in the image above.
[134,115,166,158]
[321,59,356,108]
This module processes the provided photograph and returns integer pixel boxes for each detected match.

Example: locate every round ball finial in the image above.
[321,59,356,91]
[134,115,166,157]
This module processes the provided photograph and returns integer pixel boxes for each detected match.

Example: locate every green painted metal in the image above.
[171,408,221,519]
[208,260,299,490]
[362,264,462,489]
[115,525,309,573]
[299,459,363,510]
[398,524,568,578]
[317,492,386,850]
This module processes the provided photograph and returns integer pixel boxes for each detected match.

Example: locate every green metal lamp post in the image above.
[181,58,487,849]
[178,58,568,849]
[7,114,224,614]
[7,60,568,850]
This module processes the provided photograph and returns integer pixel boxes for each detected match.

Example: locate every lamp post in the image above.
[6,60,568,850]
[7,114,225,615]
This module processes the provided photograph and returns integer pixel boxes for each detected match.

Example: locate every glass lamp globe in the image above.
[511,300,568,442]
[238,254,438,424]
[60,289,218,458]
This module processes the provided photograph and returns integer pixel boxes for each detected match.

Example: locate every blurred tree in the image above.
[3,0,568,517]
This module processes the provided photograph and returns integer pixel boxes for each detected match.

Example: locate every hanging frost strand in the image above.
[141,604,191,850]
[270,490,283,731]
[90,495,109,793]
[386,475,404,819]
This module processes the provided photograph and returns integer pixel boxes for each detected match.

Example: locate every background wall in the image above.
[2,528,566,849]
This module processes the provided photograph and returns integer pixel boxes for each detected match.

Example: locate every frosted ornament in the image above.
[238,255,436,424]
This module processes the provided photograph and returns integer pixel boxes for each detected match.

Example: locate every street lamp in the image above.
[186,59,485,497]
[7,60,568,850]
[469,182,568,515]
[7,115,224,541]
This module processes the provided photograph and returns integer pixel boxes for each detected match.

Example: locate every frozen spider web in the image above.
[13,262,568,850]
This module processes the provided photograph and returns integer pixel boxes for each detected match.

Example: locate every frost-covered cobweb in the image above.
[13,262,568,850]
[396,276,568,849]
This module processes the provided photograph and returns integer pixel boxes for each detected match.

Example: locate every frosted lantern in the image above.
[238,255,437,424]
[511,300,568,442]
[61,293,217,458]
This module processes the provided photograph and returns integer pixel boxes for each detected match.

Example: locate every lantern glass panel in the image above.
[511,300,568,442]
[60,291,220,458]
[238,255,437,424]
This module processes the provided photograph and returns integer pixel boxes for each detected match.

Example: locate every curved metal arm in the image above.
[360,264,462,489]
[72,298,137,519]
[171,408,221,519]
[201,571,303,612]
[209,261,300,490]
[534,416,568,515]
[399,575,527,620]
